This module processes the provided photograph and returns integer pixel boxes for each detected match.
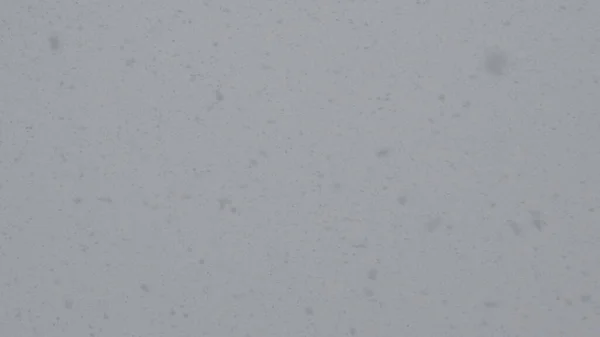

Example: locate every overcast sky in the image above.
[1,1,599,336]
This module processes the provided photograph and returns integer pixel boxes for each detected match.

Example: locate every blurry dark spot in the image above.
[363,287,374,297]
[507,220,521,236]
[589,208,595,212]
[103,312,109,319]
[212,41,218,47]
[49,36,60,50]
[529,210,546,231]
[397,196,407,206]
[349,327,356,335]
[484,49,509,76]
[183,313,189,318]
[376,148,391,158]
[218,198,232,210]
[425,216,442,232]
[304,306,313,315]
[462,100,471,108]
[216,89,224,101]
[581,294,592,303]
[438,94,445,101]
[190,73,202,82]
[73,197,83,204]
[376,93,391,101]
[198,258,205,264]
[368,268,378,280]
[64,299,73,309]
[170,308,176,315]
[532,218,545,231]
[125,58,136,67]
[97,196,112,203]
[140,283,150,292]
[483,301,499,308]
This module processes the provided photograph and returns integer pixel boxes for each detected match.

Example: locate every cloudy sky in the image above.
[1,1,599,336]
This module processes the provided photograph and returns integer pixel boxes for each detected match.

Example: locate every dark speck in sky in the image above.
[49,36,60,50]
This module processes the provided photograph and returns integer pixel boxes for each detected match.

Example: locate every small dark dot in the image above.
[483,301,499,308]
[368,268,378,280]
[218,198,231,210]
[49,36,60,50]
[397,196,407,206]
[425,217,442,232]
[484,50,508,76]
[376,148,391,158]
[97,196,112,203]
[304,306,314,315]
